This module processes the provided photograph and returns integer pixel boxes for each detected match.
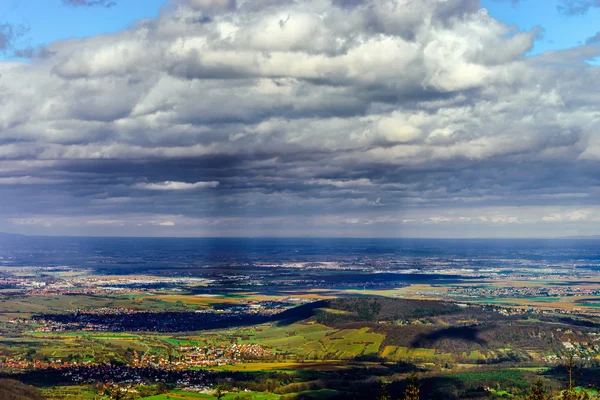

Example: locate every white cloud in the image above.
[158,221,176,226]
[308,178,374,188]
[0,176,65,185]
[542,209,592,222]
[134,181,220,190]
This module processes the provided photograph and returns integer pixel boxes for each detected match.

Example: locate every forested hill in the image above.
[0,379,44,400]
[306,297,600,360]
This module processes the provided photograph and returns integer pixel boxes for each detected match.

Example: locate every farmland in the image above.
[2,293,600,399]
[3,238,600,399]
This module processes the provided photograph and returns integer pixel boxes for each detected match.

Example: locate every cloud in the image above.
[586,31,600,44]
[158,221,176,226]
[557,0,600,15]
[62,0,117,7]
[0,23,29,52]
[184,0,236,11]
[542,209,592,222]
[308,179,375,188]
[0,176,66,185]
[0,0,600,237]
[134,181,220,190]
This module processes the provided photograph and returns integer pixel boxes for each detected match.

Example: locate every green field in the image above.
[141,390,281,399]
[231,323,385,360]
[379,345,438,361]
[1,291,598,400]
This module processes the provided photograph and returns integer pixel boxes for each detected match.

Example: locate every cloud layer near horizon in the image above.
[1,0,600,237]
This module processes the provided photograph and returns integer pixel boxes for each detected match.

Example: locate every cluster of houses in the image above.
[561,334,600,360]
[179,343,274,366]
[0,357,89,370]
[450,285,600,299]
[130,343,274,369]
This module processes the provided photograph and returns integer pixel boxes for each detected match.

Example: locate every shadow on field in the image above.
[410,324,488,348]
[555,316,600,328]
[273,300,329,326]
[545,365,600,385]
[32,300,331,333]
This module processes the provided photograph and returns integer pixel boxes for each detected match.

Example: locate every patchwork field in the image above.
[141,390,282,399]
[2,285,600,399]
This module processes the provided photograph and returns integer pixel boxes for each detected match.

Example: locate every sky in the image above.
[0,0,600,238]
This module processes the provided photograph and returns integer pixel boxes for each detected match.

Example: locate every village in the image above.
[133,343,274,368]
[449,285,600,299]
[0,342,274,372]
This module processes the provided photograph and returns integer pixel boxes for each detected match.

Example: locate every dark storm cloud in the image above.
[0,0,599,237]
[62,0,117,7]
[331,0,366,8]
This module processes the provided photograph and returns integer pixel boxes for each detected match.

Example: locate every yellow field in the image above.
[379,346,437,361]
[151,291,336,306]
[205,361,379,371]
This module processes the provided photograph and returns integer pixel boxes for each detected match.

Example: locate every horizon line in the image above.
[1,232,599,240]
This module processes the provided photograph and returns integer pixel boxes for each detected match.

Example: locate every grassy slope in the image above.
[141,390,280,399]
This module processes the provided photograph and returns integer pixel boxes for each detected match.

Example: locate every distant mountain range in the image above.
[0,231,599,240]
[563,235,600,239]
[0,232,25,238]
